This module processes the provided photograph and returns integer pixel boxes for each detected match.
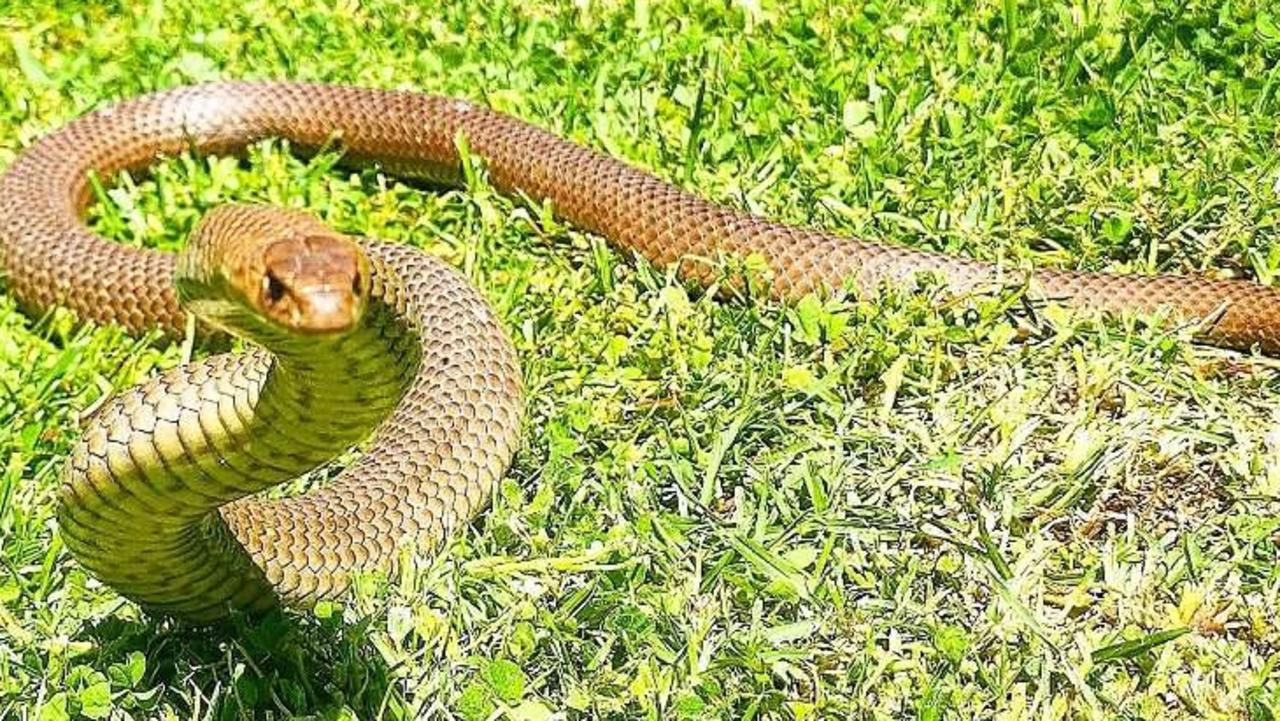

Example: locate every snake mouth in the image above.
[264,282,364,334]
[254,234,370,335]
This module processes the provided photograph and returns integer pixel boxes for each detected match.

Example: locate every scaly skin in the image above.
[57,206,522,621]
[0,81,1277,620]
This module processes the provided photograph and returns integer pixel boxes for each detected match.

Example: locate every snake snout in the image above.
[258,233,370,335]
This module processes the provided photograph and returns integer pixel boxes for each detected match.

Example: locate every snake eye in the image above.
[351,271,363,297]
[262,272,287,305]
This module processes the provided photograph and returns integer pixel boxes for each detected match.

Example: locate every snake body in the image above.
[2,81,1279,620]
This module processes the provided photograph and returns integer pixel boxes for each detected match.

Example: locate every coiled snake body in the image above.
[1,82,1278,621]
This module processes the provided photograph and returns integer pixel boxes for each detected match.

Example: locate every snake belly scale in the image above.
[2,81,1279,620]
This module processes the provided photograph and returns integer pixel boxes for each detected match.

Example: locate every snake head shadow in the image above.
[176,204,372,341]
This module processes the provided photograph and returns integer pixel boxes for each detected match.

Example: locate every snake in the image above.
[1,81,1278,622]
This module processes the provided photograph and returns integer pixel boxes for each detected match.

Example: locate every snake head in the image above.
[178,205,373,340]
[254,233,370,335]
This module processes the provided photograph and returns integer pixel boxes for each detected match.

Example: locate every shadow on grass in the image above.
[76,608,398,719]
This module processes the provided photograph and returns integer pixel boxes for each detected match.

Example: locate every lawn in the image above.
[2,0,1279,718]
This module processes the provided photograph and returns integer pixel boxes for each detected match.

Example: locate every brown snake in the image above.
[0,81,1276,621]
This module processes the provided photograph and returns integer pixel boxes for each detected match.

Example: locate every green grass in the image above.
[2,0,1280,718]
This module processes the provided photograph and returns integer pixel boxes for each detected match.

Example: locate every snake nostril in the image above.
[262,272,286,304]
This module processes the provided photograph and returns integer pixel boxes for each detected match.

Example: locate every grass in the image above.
[1,0,1280,718]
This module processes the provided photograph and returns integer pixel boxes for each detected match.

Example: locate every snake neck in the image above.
[248,297,421,472]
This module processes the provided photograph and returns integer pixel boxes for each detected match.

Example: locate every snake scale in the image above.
[1,81,1278,621]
